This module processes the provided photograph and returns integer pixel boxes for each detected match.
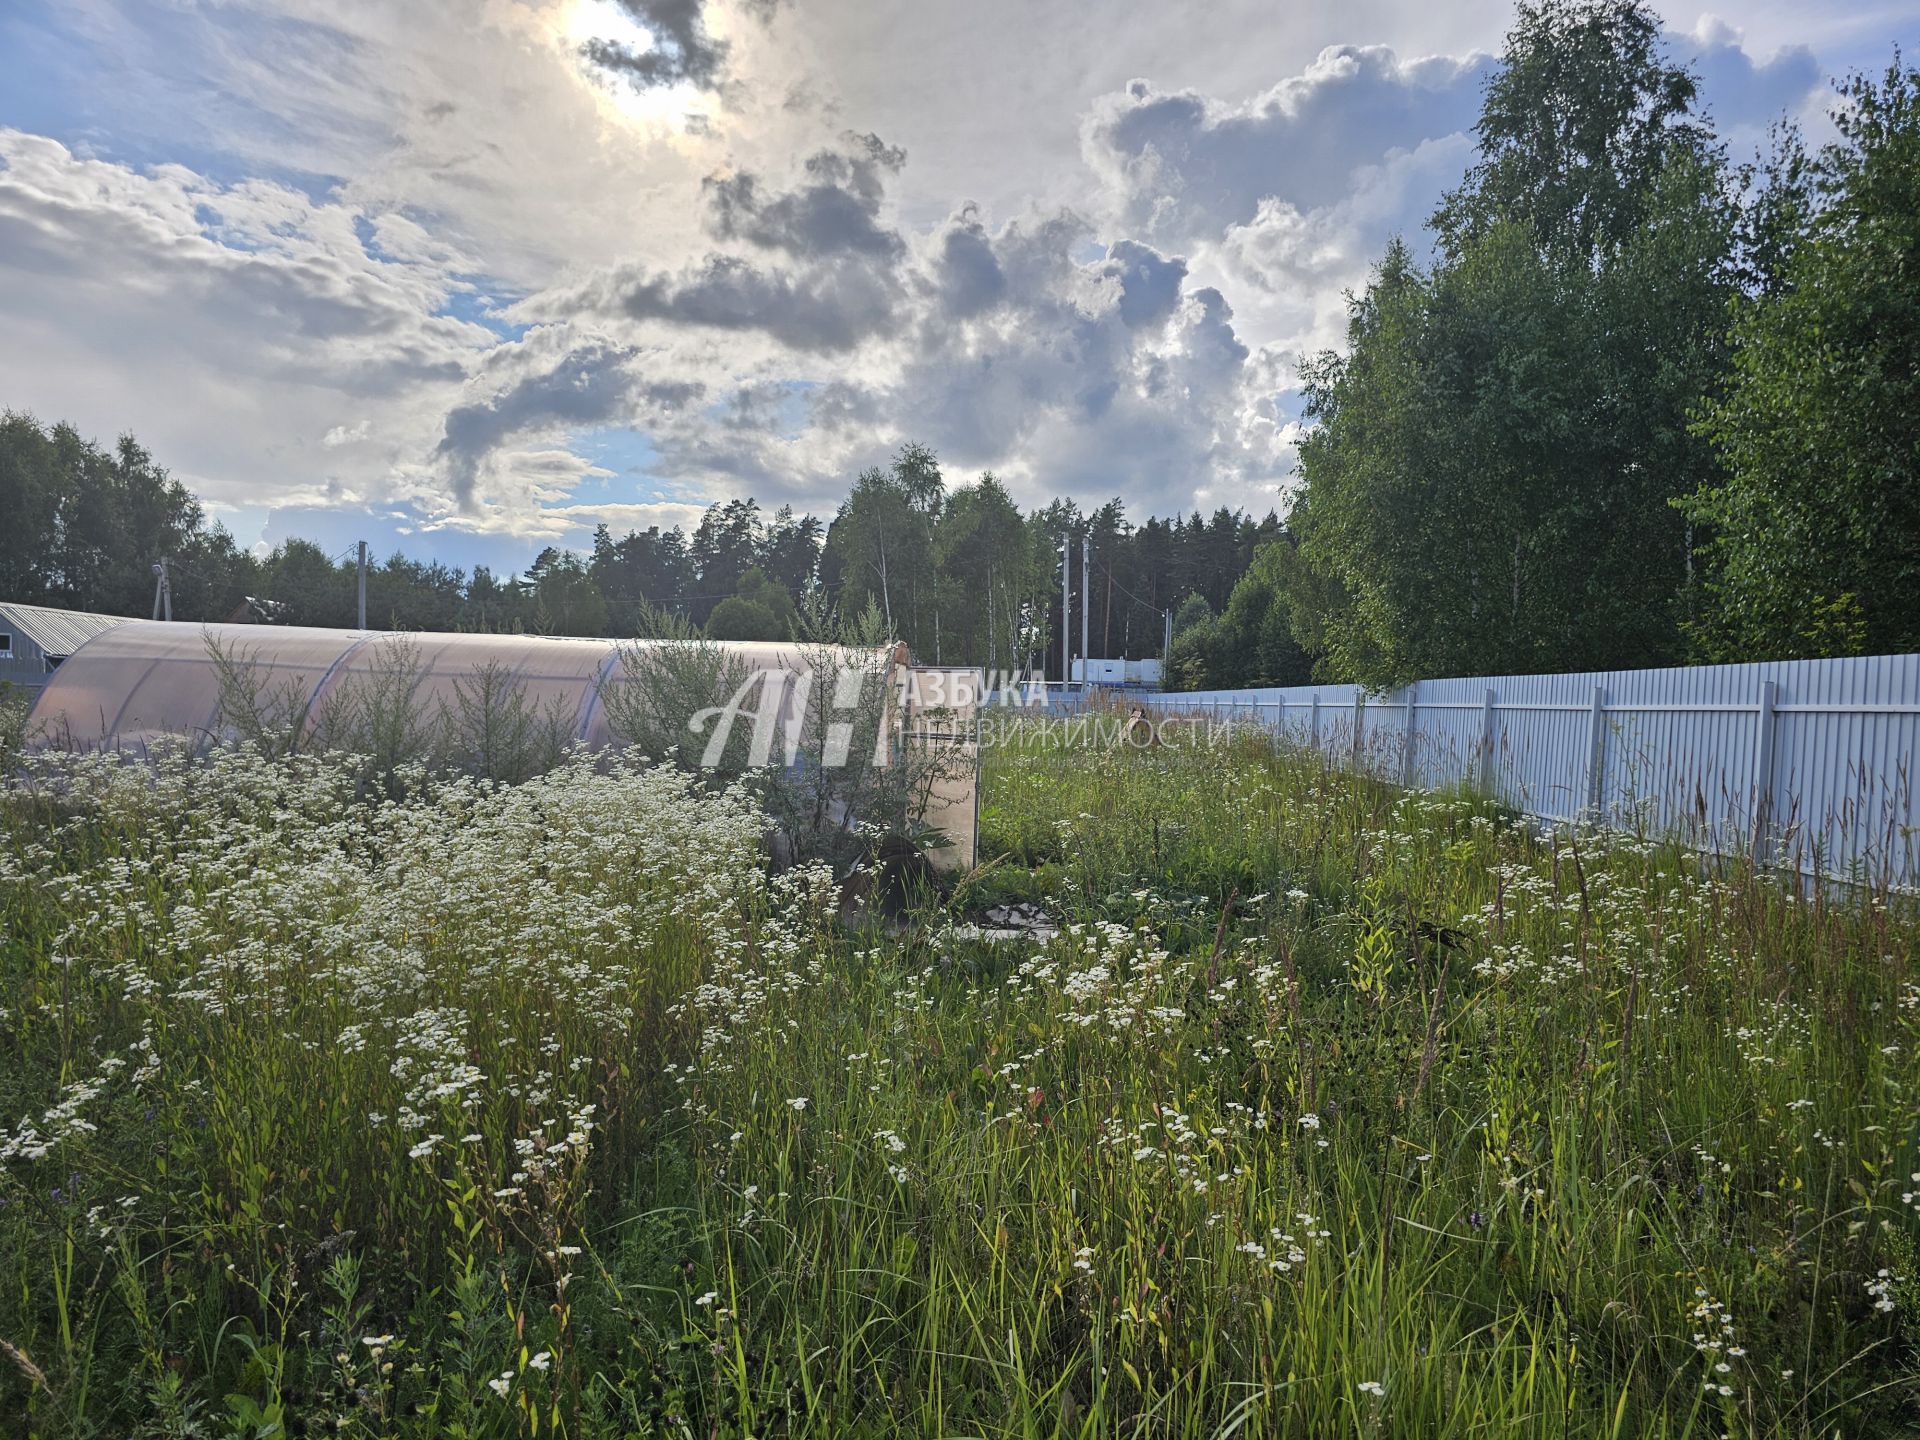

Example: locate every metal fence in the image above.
[1139,653,1920,886]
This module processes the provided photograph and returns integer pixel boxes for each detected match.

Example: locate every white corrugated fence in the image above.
[1140,653,1920,886]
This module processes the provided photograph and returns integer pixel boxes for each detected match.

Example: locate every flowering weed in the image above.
[0,728,1916,1435]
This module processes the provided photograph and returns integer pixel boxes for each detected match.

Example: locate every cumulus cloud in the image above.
[435,340,643,508]
[526,131,912,355]
[1064,42,1498,387]
[489,193,1286,519]
[323,421,372,448]
[759,207,1286,516]
[926,205,1008,318]
[0,127,490,517]
[1681,17,1823,138]
[1214,133,1475,354]
[1093,240,1189,328]
[704,133,906,257]
[1082,45,1491,246]
[558,252,902,353]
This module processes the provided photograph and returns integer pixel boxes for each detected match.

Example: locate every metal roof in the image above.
[0,601,130,658]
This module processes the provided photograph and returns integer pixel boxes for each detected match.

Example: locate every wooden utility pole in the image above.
[1080,536,1090,680]
[1060,535,1070,684]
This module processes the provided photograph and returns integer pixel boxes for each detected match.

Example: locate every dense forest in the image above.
[2,1,1915,691]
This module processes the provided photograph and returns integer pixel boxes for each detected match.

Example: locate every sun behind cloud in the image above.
[556,0,715,134]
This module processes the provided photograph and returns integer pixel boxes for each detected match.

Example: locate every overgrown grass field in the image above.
[2,726,1916,1436]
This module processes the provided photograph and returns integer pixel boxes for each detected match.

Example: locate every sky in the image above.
[0,0,1912,575]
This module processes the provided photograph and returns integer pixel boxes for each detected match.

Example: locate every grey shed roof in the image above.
[0,601,130,658]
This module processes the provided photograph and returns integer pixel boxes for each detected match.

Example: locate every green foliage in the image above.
[704,566,798,640]
[0,411,255,621]
[590,521,696,633]
[1164,541,1315,691]
[1433,0,1710,260]
[446,658,573,784]
[525,547,610,636]
[1684,58,1920,659]
[932,472,1038,676]
[0,745,776,1436]
[819,444,945,653]
[1171,591,1212,635]
[1286,6,1918,681]
[206,630,322,758]
[702,594,781,641]
[1291,0,1739,687]
[0,404,1282,681]
[0,681,31,764]
[600,633,761,778]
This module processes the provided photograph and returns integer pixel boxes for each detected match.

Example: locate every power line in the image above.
[1094,558,1167,618]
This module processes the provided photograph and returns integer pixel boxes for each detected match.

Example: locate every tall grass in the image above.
[1,722,1915,1435]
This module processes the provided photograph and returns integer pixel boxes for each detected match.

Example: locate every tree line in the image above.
[0,415,1278,679]
[1170,0,1920,692]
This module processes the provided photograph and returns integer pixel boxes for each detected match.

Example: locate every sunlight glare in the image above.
[558,0,708,133]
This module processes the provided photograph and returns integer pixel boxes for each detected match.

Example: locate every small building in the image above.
[1070,656,1163,687]
[0,601,129,694]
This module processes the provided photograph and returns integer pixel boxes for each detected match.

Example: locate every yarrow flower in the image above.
[1867,1270,1899,1314]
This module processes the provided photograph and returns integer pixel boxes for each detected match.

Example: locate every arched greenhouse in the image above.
[24,620,980,868]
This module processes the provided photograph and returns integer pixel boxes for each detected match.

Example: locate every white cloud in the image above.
[1680,15,1825,144]
[1081,45,1491,248]
[0,0,1882,559]
[0,127,490,527]
[1212,133,1475,356]
[323,421,372,447]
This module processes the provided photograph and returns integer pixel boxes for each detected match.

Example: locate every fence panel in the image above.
[1141,653,1920,885]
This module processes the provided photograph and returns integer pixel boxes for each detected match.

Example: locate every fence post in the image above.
[1479,688,1497,793]
[1310,693,1321,751]
[1400,681,1419,786]
[1751,679,1778,865]
[1351,693,1365,772]
[1584,685,1608,818]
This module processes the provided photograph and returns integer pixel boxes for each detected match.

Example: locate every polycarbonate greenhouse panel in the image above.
[23,623,983,858]
[27,622,892,755]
